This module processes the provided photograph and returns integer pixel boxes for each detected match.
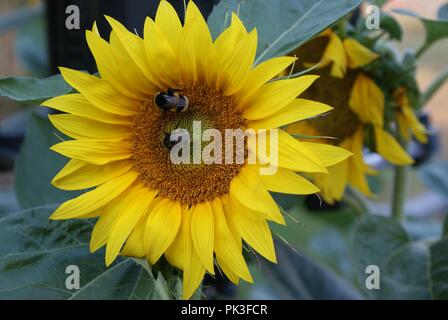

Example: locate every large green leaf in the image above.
[352,215,448,299]
[430,238,448,299]
[0,206,162,299]
[0,74,72,105]
[14,111,82,208]
[352,215,410,275]
[259,240,363,299]
[419,161,448,197]
[208,0,363,63]
[393,9,448,58]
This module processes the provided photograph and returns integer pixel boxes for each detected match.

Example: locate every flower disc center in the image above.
[131,84,247,205]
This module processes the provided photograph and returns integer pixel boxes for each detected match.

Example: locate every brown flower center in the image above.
[302,68,361,142]
[131,84,246,205]
[292,37,362,142]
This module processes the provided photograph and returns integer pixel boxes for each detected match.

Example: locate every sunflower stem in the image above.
[391,136,408,222]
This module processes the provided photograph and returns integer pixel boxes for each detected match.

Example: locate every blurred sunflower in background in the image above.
[42,1,351,299]
[287,29,422,204]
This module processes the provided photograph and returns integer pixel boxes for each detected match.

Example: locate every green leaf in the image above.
[14,111,82,208]
[207,0,363,63]
[259,239,363,299]
[393,9,448,58]
[443,215,448,237]
[353,215,448,299]
[422,67,448,105]
[352,215,410,272]
[430,238,448,299]
[0,206,159,299]
[419,161,448,197]
[380,242,431,299]
[367,0,388,7]
[352,215,430,299]
[0,74,72,105]
[380,12,403,41]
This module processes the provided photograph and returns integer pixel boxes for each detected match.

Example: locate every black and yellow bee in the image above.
[153,88,189,113]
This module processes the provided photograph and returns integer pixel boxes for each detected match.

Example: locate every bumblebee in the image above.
[153,88,189,112]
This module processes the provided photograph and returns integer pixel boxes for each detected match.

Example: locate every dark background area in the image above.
[45,0,220,74]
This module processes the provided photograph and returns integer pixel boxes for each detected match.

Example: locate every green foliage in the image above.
[422,67,448,105]
[380,12,403,41]
[419,161,448,197]
[0,206,169,299]
[394,9,448,58]
[14,111,82,209]
[0,74,72,105]
[353,215,448,299]
[259,239,363,299]
[367,0,388,7]
[208,0,363,63]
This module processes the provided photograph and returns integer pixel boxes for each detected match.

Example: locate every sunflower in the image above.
[393,86,428,144]
[287,29,414,204]
[42,1,351,299]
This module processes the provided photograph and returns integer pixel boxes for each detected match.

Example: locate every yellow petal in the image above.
[243,75,319,120]
[249,99,332,129]
[179,208,206,300]
[343,38,379,69]
[51,171,138,220]
[227,210,276,263]
[321,30,347,78]
[402,107,428,143]
[260,167,319,195]
[237,56,297,105]
[105,16,156,87]
[85,30,146,100]
[105,186,156,265]
[211,198,253,283]
[144,199,182,264]
[144,17,180,89]
[155,0,183,49]
[300,142,353,167]
[49,114,131,140]
[180,1,212,84]
[216,257,239,284]
[109,31,158,97]
[255,129,327,173]
[347,129,375,196]
[374,127,414,165]
[59,67,139,116]
[121,215,147,258]
[191,202,215,274]
[52,159,132,191]
[229,165,285,225]
[41,94,132,125]
[221,29,258,95]
[315,159,349,203]
[349,73,384,126]
[50,139,132,165]
[164,204,190,270]
[90,196,126,252]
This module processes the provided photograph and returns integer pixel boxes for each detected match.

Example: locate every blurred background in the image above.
[0,0,447,299]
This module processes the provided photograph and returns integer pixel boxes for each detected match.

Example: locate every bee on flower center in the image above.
[153,88,189,113]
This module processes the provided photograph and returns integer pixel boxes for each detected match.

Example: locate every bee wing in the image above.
[164,96,187,108]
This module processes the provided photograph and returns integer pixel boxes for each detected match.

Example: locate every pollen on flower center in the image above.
[131,84,247,205]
